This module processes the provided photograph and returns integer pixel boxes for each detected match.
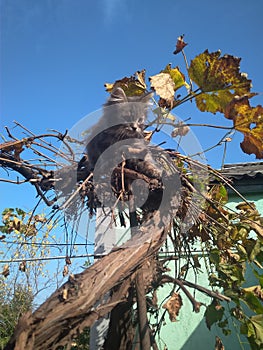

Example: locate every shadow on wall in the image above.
[164,263,260,350]
[181,314,250,350]
[157,235,261,350]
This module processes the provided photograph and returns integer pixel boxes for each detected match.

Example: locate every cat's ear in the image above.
[108,87,128,104]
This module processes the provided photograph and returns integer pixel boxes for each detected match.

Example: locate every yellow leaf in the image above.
[162,64,186,91]
[189,50,251,93]
[188,50,255,114]
[225,96,263,159]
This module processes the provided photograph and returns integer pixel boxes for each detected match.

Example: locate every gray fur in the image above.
[85,87,160,179]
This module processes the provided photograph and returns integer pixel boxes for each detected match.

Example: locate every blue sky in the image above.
[0,0,263,211]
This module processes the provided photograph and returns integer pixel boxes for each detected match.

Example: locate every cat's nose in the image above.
[132,123,139,131]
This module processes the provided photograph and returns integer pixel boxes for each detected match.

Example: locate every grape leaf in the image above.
[242,286,263,302]
[104,70,147,96]
[250,315,263,346]
[253,270,263,288]
[225,96,263,159]
[241,290,263,314]
[149,72,175,104]
[173,35,188,55]
[188,50,254,113]
[205,300,224,330]
[162,292,183,321]
[210,184,228,205]
[162,64,186,91]
[149,65,187,106]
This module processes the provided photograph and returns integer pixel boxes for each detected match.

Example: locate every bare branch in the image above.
[161,275,231,303]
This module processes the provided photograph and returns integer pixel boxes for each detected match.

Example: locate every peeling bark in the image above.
[5,214,172,350]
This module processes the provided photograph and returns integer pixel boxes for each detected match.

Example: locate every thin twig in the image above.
[181,48,193,92]
[60,172,93,210]
[178,154,255,210]
[0,178,27,184]
[4,126,19,141]
[0,253,96,263]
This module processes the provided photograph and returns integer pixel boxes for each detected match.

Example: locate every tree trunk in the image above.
[135,270,151,350]
[103,287,136,350]
[5,212,172,350]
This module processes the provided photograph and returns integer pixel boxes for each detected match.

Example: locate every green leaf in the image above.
[195,90,234,114]
[2,208,14,215]
[204,300,224,330]
[224,289,240,301]
[222,328,231,336]
[211,184,228,204]
[219,263,245,284]
[250,315,263,346]
[15,208,26,217]
[240,290,263,314]
[240,322,248,335]
[249,239,263,261]
[209,249,220,263]
[253,270,263,288]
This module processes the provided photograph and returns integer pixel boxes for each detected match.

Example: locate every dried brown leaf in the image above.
[171,121,190,137]
[105,70,147,96]
[173,35,188,55]
[2,264,10,277]
[162,292,183,321]
[215,336,225,350]
[149,73,175,105]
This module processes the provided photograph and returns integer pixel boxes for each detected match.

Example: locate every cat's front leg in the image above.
[120,143,161,179]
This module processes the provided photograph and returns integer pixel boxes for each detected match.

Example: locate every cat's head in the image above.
[106,87,153,105]
[103,87,153,131]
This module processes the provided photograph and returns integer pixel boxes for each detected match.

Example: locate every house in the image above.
[157,162,263,350]
[221,162,263,195]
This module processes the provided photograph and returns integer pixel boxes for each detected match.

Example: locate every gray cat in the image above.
[84,87,161,179]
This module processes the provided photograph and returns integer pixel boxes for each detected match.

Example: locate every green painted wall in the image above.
[157,192,263,350]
